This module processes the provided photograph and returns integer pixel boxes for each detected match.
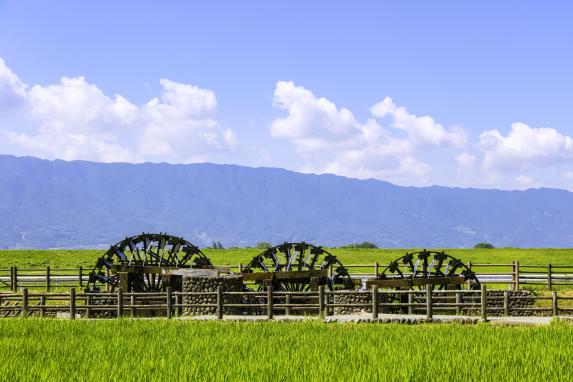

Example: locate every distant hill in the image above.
[0,154,572,249]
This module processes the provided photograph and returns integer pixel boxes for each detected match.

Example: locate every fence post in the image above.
[12,266,18,293]
[374,262,379,277]
[69,288,76,320]
[105,268,110,293]
[176,293,182,317]
[285,293,291,315]
[216,286,223,320]
[481,285,488,322]
[9,266,13,292]
[552,291,558,317]
[514,261,520,290]
[166,287,172,319]
[455,291,462,315]
[511,261,516,290]
[130,294,135,317]
[503,291,510,316]
[117,289,123,318]
[238,263,243,273]
[372,285,379,319]
[426,286,433,320]
[318,285,325,317]
[547,264,552,291]
[266,286,273,319]
[46,266,51,292]
[408,291,414,315]
[22,288,28,317]
[78,266,83,288]
[40,295,46,318]
[86,295,91,318]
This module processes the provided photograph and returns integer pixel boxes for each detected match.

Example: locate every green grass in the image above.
[1,248,572,269]
[0,319,570,381]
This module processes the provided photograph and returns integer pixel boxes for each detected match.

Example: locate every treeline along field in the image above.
[0,319,571,381]
[0,248,572,268]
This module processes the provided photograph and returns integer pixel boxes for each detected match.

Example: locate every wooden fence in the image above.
[1,261,573,292]
[1,286,572,320]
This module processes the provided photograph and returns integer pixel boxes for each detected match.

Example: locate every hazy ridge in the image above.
[0,155,571,249]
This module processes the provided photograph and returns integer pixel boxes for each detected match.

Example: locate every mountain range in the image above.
[0,154,572,249]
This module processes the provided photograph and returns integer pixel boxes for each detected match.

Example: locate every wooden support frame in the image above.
[365,276,466,289]
[242,269,328,282]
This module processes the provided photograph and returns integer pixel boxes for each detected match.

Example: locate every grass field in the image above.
[0,319,571,381]
[1,247,572,269]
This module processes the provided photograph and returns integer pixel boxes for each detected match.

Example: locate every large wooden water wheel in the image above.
[86,233,213,293]
[242,242,354,292]
[367,250,480,312]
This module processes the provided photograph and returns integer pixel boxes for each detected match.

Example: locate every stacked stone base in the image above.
[333,292,372,315]
[332,290,539,316]
[486,290,536,316]
[182,274,244,316]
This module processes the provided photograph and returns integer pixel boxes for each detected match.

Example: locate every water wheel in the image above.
[242,242,353,292]
[372,250,480,312]
[87,233,212,293]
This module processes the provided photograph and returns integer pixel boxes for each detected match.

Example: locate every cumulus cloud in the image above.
[0,58,236,163]
[455,151,476,170]
[371,97,467,149]
[451,123,573,190]
[270,81,465,185]
[0,58,27,107]
[480,122,573,171]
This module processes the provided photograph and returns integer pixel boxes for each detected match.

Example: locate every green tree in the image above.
[341,241,378,249]
[256,242,272,249]
[474,242,494,249]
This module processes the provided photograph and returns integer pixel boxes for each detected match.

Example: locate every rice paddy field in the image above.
[0,319,571,381]
[1,247,573,268]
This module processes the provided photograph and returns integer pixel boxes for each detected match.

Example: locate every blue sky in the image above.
[0,1,572,189]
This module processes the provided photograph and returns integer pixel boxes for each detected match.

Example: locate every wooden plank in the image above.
[366,276,466,288]
[109,265,220,277]
[242,269,328,281]
[168,268,220,277]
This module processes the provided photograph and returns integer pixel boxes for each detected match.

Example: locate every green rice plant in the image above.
[0,319,570,381]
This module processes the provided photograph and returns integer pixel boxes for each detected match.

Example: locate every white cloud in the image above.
[452,123,573,190]
[139,79,236,162]
[0,58,236,163]
[270,81,358,146]
[0,58,27,107]
[480,122,573,171]
[514,175,536,188]
[371,97,467,149]
[455,151,476,170]
[270,81,465,185]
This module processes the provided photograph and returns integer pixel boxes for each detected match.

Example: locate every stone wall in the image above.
[486,290,536,316]
[182,274,244,316]
[332,289,539,316]
[333,292,372,315]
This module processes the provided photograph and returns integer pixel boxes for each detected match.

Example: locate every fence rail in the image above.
[2,261,573,292]
[0,286,572,320]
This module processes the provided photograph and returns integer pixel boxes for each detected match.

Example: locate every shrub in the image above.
[474,242,494,249]
[341,241,378,249]
[255,242,272,249]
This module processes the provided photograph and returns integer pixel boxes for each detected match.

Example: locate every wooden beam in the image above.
[109,265,219,277]
[242,269,328,281]
[366,276,466,289]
